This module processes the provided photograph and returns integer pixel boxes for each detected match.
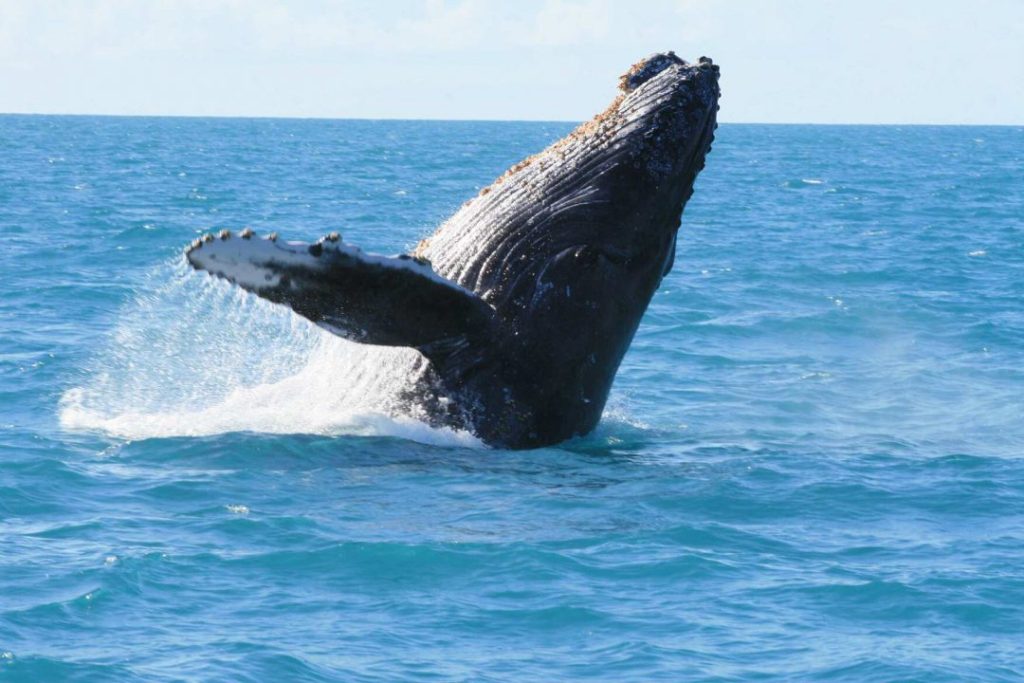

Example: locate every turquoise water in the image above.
[1,116,1023,681]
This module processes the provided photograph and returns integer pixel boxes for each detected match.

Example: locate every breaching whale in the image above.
[185,52,720,449]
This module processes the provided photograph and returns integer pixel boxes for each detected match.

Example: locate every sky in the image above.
[1,0,1022,124]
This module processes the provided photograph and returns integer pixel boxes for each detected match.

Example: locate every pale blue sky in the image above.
[1,0,1021,124]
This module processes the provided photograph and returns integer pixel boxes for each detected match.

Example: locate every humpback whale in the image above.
[185,51,720,449]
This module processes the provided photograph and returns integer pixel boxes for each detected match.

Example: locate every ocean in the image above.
[1,116,1022,681]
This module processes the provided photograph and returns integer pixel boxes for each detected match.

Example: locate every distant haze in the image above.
[1,0,1021,124]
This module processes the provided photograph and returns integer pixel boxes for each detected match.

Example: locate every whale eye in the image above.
[570,244,630,268]
[573,245,600,265]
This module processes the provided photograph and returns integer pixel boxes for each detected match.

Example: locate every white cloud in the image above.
[0,0,1021,122]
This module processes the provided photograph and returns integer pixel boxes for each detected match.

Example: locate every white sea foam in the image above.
[59,260,482,448]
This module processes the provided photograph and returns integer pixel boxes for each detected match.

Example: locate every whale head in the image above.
[422,52,719,320]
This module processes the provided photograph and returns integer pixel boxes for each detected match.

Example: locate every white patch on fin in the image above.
[187,237,324,289]
[187,234,473,295]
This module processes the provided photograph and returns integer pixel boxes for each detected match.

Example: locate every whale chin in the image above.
[185,51,720,449]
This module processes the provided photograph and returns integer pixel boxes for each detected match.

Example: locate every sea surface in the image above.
[1,116,1022,681]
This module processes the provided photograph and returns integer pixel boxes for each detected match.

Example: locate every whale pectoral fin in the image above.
[185,233,495,350]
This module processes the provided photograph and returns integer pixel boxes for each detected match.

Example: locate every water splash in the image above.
[59,260,482,448]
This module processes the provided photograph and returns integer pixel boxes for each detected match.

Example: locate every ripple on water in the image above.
[1,120,1022,680]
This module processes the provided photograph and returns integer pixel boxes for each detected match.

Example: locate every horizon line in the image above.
[1,111,1022,128]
